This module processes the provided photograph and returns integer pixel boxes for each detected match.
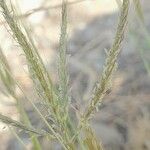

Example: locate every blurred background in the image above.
[0,0,150,150]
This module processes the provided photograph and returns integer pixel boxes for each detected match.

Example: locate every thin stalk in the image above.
[0,113,46,135]
[71,0,130,143]
[83,0,129,124]
[58,0,75,148]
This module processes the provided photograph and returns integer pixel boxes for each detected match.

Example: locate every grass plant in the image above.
[0,0,130,149]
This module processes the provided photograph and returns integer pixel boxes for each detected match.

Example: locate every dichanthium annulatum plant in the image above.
[0,0,133,149]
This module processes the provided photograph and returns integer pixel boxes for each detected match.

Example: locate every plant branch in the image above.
[83,0,129,123]
[71,0,130,143]
[0,113,46,136]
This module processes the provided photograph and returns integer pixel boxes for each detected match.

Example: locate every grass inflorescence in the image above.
[0,0,131,149]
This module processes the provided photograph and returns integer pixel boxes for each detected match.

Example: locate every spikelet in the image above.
[83,0,130,121]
